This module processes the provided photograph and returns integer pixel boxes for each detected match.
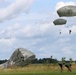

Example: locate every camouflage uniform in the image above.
[65,63,72,72]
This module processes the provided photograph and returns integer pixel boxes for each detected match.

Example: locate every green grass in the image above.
[0,71,76,75]
[0,64,76,75]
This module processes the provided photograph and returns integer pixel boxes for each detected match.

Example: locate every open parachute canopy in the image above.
[53,18,67,25]
[57,5,76,17]
[0,48,36,68]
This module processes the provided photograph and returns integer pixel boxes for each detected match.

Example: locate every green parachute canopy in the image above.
[53,18,67,25]
[57,5,76,17]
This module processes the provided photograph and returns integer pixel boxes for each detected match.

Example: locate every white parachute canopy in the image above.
[0,48,36,68]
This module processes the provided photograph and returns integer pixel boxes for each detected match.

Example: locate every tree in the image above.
[61,57,66,63]
[50,56,53,59]
[69,58,73,64]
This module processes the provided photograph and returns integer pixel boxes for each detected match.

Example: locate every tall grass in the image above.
[0,64,76,75]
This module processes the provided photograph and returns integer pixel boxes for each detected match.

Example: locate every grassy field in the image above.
[0,64,76,75]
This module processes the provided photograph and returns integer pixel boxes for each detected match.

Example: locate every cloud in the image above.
[0,37,16,59]
[22,22,52,37]
[0,0,7,2]
[0,11,56,41]
[0,22,54,39]
[62,47,73,54]
[0,0,35,22]
[56,1,76,10]
[55,38,70,45]
[0,37,16,45]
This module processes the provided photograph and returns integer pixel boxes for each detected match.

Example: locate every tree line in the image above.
[31,57,76,64]
[31,58,58,64]
[0,56,76,64]
[0,59,7,64]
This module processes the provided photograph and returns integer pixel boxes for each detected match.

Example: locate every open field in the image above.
[0,64,76,75]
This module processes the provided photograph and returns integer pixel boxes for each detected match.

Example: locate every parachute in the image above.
[57,5,76,17]
[0,48,35,68]
[53,18,67,25]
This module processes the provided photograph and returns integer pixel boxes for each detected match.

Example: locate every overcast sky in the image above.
[0,0,76,60]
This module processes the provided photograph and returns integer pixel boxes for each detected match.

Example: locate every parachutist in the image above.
[58,62,63,72]
[59,30,61,34]
[60,31,61,34]
[69,30,72,34]
[65,63,72,72]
